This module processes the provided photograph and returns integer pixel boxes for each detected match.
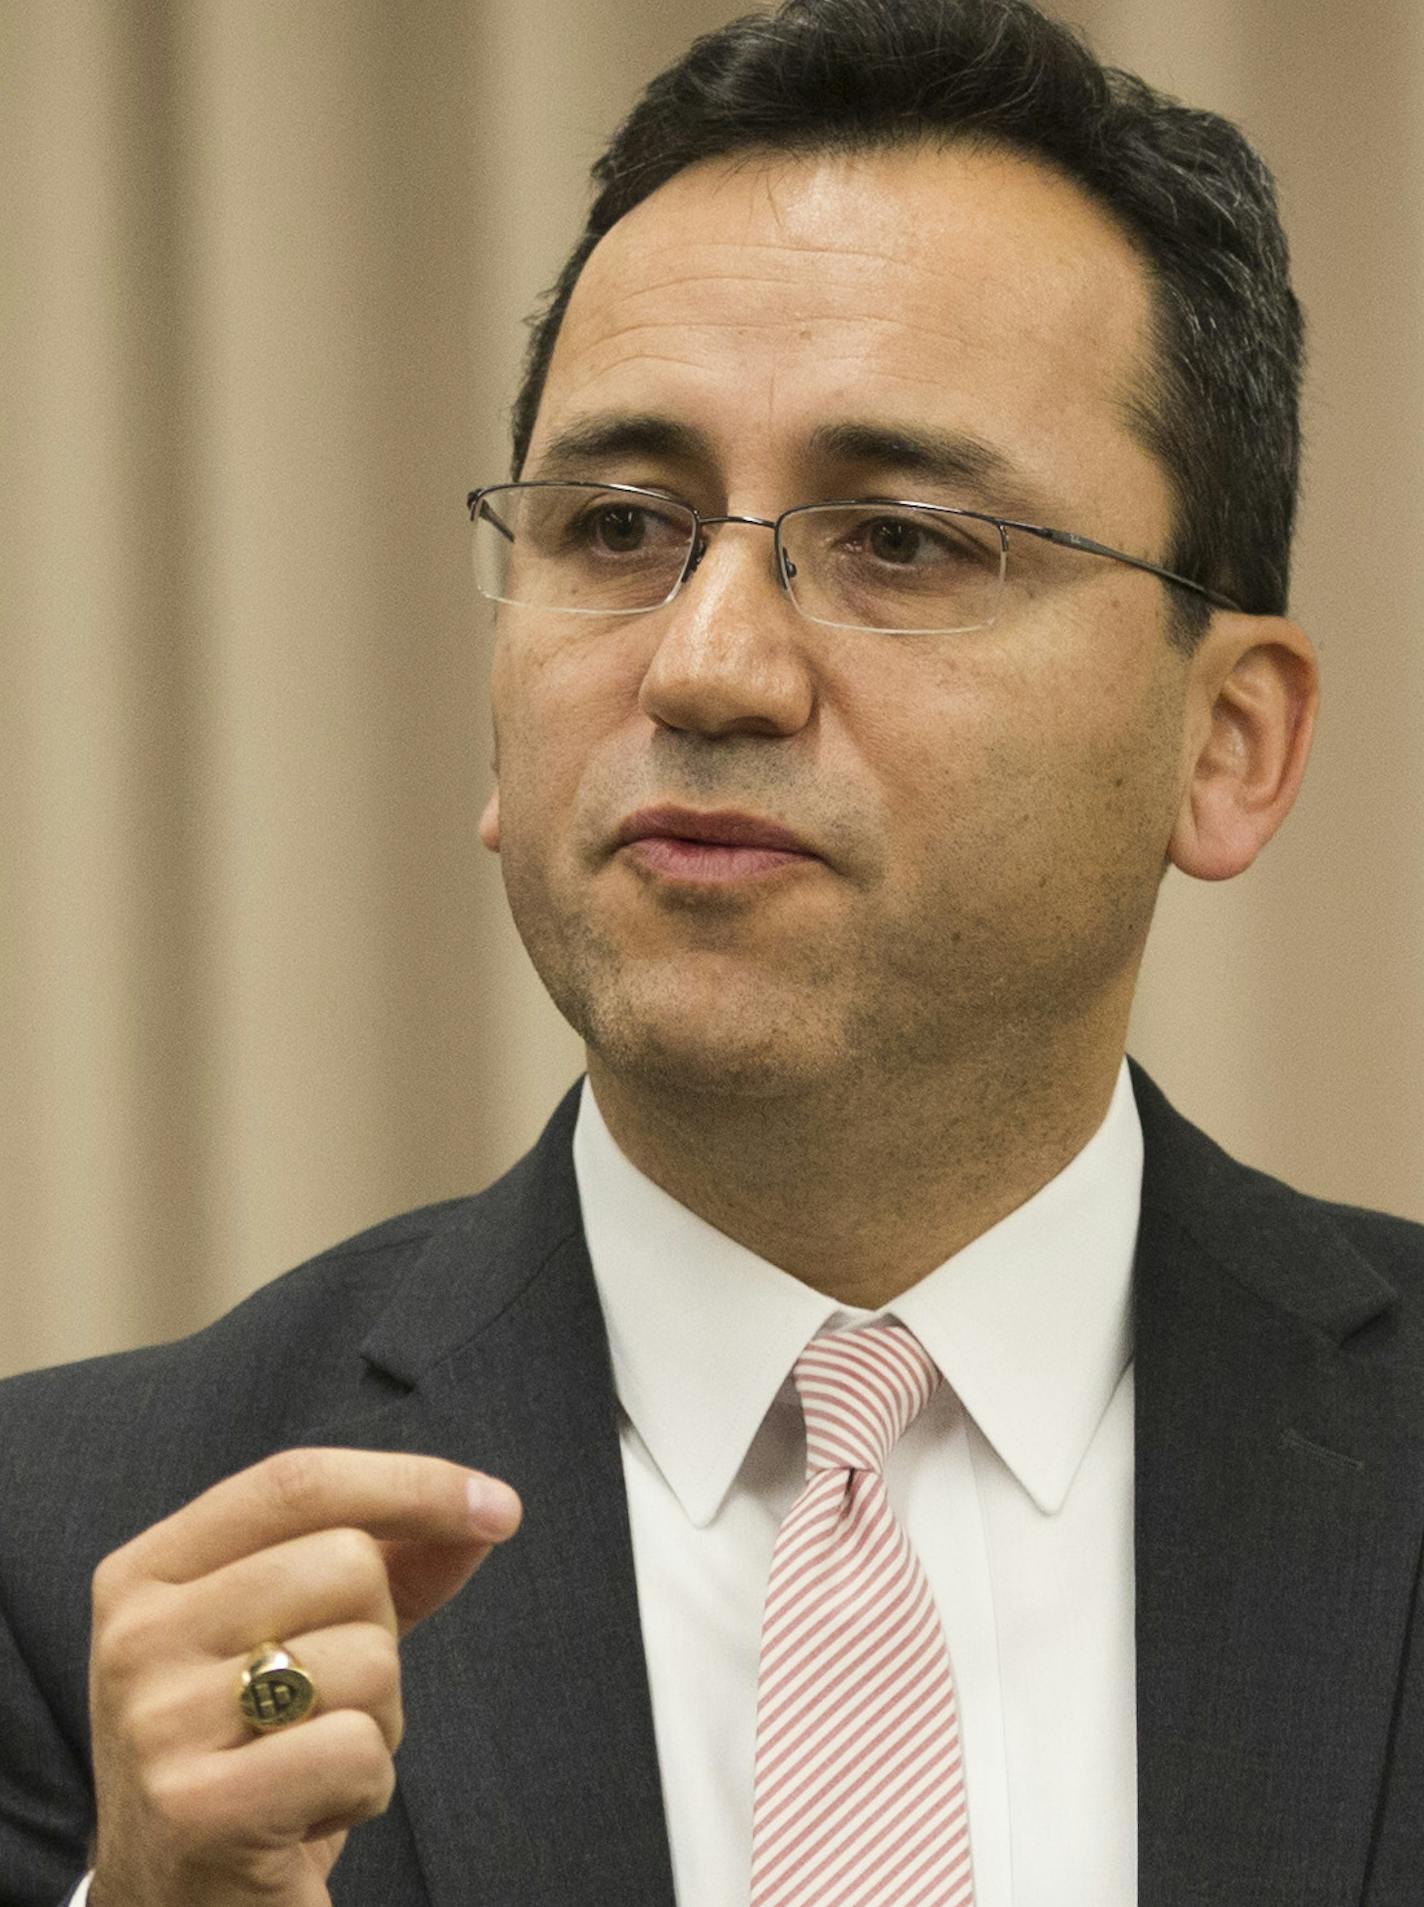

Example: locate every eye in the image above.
[840,509,998,572]
[566,498,692,561]
[588,504,651,553]
[865,516,933,565]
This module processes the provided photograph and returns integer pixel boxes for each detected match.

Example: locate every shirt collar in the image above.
[573,1061,1141,1526]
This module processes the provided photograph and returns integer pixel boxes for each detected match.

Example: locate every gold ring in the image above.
[237,1640,318,1732]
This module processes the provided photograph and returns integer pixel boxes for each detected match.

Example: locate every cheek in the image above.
[490,627,642,815]
[848,638,1040,833]
[863,630,1183,912]
[1006,651,1189,925]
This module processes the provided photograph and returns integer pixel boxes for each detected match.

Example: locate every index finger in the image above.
[111,1447,521,1588]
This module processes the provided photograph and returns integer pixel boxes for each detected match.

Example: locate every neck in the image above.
[585,1031,1127,1310]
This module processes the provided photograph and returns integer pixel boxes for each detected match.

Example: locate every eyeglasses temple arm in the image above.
[1010,520,1243,612]
[467,490,516,544]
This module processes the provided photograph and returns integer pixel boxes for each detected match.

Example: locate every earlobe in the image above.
[479,787,501,853]
[1168,615,1319,883]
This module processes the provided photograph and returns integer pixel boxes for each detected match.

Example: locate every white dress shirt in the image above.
[574,1060,1141,1907]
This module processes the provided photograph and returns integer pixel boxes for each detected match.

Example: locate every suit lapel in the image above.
[316,1086,678,1907]
[1132,1065,1423,1904]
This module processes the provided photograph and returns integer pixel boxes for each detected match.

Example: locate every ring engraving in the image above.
[237,1642,318,1732]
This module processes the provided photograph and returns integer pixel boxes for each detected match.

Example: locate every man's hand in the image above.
[86,1447,522,1907]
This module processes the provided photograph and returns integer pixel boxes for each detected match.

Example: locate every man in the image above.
[3,0,1422,1902]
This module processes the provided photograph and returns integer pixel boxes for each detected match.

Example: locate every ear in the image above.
[1168,614,1319,882]
[478,785,501,853]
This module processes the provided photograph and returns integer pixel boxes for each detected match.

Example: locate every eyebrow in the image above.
[804,421,1052,517]
[528,411,1056,518]
[530,413,714,479]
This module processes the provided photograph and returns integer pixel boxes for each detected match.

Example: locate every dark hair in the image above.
[510,0,1303,648]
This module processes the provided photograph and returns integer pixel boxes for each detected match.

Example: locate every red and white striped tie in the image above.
[748,1321,974,1907]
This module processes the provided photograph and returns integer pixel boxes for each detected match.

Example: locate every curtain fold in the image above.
[3,0,1419,1378]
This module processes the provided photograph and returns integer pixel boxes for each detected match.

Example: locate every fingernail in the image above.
[467,1474,522,1537]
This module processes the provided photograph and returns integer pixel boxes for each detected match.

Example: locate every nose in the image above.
[637,521,817,739]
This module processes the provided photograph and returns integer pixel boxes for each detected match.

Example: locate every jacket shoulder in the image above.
[0,1080,585,1527]
[0,1193,486,1596]
[1130,1057,1424,1340]
[2,1194,465,1432]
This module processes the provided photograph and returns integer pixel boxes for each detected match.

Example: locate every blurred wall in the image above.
[3,0,1420,1379]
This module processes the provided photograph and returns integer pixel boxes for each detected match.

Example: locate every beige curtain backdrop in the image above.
[3,0,1420,1381]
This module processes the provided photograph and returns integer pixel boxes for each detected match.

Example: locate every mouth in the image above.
[613,805,822,885]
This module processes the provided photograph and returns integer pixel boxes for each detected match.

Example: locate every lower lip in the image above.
[624,837,814,883]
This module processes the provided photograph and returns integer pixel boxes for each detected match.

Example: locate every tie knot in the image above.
[793,1321,941,1476]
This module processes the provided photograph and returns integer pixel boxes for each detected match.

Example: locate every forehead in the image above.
[530,142,1171,537]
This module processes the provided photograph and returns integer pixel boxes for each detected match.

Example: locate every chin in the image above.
[552,968,844,1102]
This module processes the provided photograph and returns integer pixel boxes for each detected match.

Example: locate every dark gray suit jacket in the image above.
[3,1064,1424,1906]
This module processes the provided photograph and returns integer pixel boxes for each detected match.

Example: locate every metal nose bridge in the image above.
[682,512,797,588]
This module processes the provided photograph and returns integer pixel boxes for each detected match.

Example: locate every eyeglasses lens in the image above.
[472,486,1006,633]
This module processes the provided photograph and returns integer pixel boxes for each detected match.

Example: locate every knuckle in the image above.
[332,1710,396,1816]
[352,1624,405,1749]
[371,1757,397,1815]
[90,1546,133,1621]
[123,1683,183,1761]
[92,1589,164,1686]
[364,1749,398,1817]
[364,1628,401,1702]
[323,1524,385,1597]
[262,1446,328,1516]
[91,1617,130,1687]
[390,1450,458,1521]
[141,1756,214,1846]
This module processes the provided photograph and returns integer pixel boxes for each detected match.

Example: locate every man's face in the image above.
[482,142,1201,1100]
